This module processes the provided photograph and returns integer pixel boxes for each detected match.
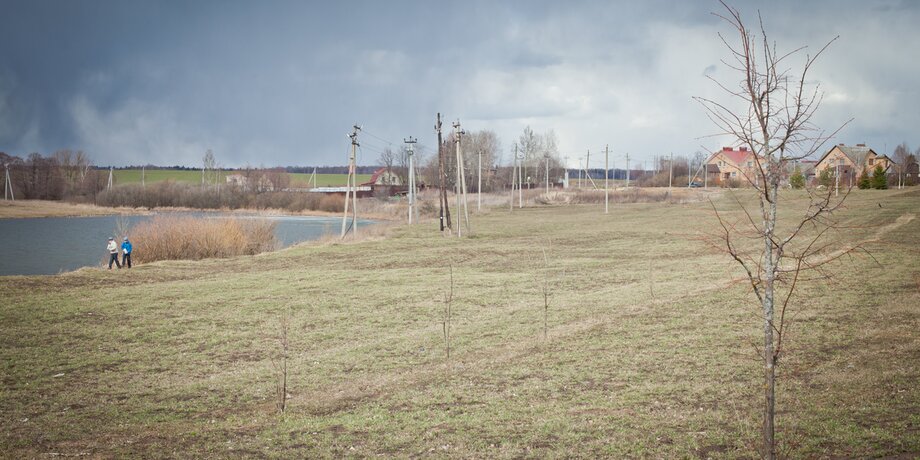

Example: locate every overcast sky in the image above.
[1,0,917,168]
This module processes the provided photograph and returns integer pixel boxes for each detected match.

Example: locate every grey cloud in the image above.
[0,0,918,167]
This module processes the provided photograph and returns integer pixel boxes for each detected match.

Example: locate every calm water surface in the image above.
[0,213,370,276]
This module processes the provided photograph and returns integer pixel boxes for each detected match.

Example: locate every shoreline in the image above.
[0,199,402,221]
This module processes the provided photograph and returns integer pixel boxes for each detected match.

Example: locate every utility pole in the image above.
[142,165,145,189]
[835,163,840,197]
[405,136,418,224]
[605,144,609,214]
[586,149,590,188]
[477,150,482,211]
[341,125,360,238]
[563,156,569,188]
[107,166,114,191]
[516,146,524,208]
[453,120,470,235]
[435,113,451,232]
[4,164,13,201]
[668,152,674,190]
[509,155,516,212]
[625,153,630,189]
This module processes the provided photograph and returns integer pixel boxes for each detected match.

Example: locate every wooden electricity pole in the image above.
[478,150,482,211]
[509,155,516,212]
[436,113,451,232]
[583,149,599,190]
[625,153,631,189]
[668,152,674,190]
[405,136,418,224]
[605,144,609,214]
[453,120,470,235]
[4,164,13,201]
[341,125,360,238]
[516,145,523,208]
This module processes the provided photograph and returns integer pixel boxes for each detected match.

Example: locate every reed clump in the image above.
[129,215,277,263]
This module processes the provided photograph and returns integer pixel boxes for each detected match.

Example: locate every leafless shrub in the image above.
[443,264,453,360]
[537,246,565,341]
[270,307,291,413]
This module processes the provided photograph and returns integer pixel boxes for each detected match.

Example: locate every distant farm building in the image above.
[307,168,402,198]
[705,146,761,185]
[814,144,893,187]
[225,174,247,186]
[363,168,402,186]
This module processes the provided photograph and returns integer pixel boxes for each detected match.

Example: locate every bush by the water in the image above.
[129,215,277,263]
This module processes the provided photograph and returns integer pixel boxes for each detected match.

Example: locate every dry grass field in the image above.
[1,188,917,457]
[0,200,147,219]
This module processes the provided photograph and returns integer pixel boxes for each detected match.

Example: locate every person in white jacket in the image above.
[106,237,121,269]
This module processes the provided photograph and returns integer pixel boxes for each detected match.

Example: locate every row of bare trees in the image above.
[0,150,104,201]
[376,126,567,193]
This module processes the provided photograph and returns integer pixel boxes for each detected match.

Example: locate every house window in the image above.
[868,158,875,166]
[838,158,844,165]
[731,171,737,177]
[718,161,723,166]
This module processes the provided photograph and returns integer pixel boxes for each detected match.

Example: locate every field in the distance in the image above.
[112,169,371,187]
[1,189,917,457]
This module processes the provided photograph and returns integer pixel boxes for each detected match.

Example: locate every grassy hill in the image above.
[1,189,917,457]
[112,169,372,187]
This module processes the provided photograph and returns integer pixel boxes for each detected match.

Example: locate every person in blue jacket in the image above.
[121,236,133,268]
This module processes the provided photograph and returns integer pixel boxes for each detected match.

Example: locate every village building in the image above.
[225,173,247,186]
[704,146,761,186]
[814,144,893,187]
[362,168,402,186]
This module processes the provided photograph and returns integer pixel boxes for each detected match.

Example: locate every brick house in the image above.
[705,146,761,185]
[814,144,893,187]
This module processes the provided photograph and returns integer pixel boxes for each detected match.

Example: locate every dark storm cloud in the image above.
[1,0,918,167]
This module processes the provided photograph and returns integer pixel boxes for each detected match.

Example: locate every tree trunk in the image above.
[762,175,778,460]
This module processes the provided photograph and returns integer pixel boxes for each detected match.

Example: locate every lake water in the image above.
[0,213,370,276]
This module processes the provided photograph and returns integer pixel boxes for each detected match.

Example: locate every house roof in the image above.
[361,167,397,186]
[708,146,753,166]
[786,160,817,174]
[818,144,877,167]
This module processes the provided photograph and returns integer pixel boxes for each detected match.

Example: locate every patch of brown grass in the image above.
[129,215,277,263]
[0,199,146,219]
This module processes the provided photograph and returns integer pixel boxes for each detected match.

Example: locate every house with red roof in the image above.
[361,167,402,187]
[705,146,761,186]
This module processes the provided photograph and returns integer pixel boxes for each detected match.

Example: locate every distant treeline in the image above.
[283,166,380,174]
[1,151,105,201]
[97,181,346,213]
[105,165,383,174]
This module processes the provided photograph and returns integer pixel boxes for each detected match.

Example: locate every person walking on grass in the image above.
[107,237,121,269]
[121,236,133,268]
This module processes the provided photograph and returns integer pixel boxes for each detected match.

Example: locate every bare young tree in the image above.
[443,264,453,360]
[892,143,912,188]
[378,147,397,184]
[695,3,856,458]
[269,307,291,414]
[202,149,217,186]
